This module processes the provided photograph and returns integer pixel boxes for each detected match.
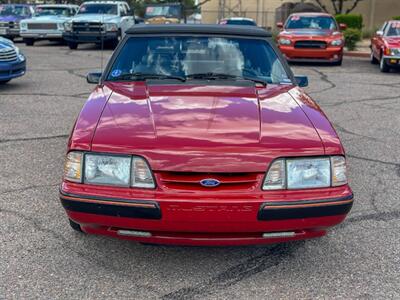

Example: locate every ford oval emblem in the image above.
[200,178,220,187]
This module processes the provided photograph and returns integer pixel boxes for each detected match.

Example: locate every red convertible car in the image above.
[370,20,400,72]
[277,13,346,65]
[60,24,353,246]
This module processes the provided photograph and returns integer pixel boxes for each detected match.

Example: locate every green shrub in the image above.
[393,16,400,20]
[344,28,362,51]
[335,14,363,30]
[362,28,378,39]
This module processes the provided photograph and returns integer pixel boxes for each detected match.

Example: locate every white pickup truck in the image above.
[63,1,135,49]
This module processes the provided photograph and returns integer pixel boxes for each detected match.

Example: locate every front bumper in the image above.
[0,59,26,81]
[63,31,118,44]
[279,45,343,63]
[0,27,20,38]
[60,182,353,246]
[382,55,400,68]
[20,30,63,39]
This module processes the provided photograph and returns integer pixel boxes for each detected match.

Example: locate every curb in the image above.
[344,51,370,58]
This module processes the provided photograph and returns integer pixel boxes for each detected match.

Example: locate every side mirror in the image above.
[295,75,308,87]
[86,72,102,84]
[376,30,384,36]
[276,22,283,29]
[339,23,347,30]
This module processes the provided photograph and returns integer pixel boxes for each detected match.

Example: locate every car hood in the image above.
[0,15,26,22]
[0,37,14,48]
[22,15,71,23]
[81,82,334,173]
[384,36,400,47]
[70,14,119,23]
[280,29,340,37]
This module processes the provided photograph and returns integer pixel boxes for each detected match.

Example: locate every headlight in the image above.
[85,153,131,186]
[63,152,155,188]
[263,156,347,190]
[14,47,25,61]
[387,48,400,56]
[57,23,64,30]
[331,39,343,46]
[64,22,72,31]
[279,38,291,45]
[104,23,118,32]
[20,22,27,30]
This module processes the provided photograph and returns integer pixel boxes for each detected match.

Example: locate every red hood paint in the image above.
[384,36,400,47]
[69,82,342,172]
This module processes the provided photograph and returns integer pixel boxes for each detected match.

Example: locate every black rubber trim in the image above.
[258,195,353,221]
[60,192,161,220]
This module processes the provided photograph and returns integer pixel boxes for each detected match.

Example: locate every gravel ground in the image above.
[1,41,399,300]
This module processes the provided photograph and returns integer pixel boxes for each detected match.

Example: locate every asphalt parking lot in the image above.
[1,41,400,299]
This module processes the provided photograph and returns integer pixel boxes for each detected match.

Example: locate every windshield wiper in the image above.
[186,72,267,86]
[109,72,186,82]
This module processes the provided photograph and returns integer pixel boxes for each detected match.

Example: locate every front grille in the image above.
[0,48,17,62]
[72,22,104,33]
[157,171,262,191]
[27,23,58,30]
[294,40,327,49]
[0,22,9,28]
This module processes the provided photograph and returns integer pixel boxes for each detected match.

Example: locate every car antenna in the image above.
[100,13,104,72]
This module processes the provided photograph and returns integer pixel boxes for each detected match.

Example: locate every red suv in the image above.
[370,20,400,72]
[277,13,346,65]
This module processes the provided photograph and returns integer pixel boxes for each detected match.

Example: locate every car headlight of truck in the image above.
[263,156,347,190]
[104,23,118,32]
[64,22,72,31]
[388,48,400,56]
[64,152,155,188]
[331,39,343,46]
[20,22,27,30]
[279,38,291,45]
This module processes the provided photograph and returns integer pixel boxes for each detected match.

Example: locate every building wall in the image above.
[201,0,400,30]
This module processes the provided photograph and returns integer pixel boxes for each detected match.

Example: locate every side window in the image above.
[125,4,132,16]
[120,5,127,16]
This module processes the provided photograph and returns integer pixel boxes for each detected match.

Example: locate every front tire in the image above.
[380,56,390,73]
[68,41,78,50]
[24,38,35,46]
[332,58,343,66]
[0,79,11,84]
[69,219,83,232]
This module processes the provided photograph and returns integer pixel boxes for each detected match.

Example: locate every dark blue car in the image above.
[0,37,26,84]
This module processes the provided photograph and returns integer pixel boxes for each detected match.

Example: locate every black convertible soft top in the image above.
[126,24,272,38]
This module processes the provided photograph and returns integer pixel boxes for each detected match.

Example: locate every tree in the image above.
[313,0,365,14]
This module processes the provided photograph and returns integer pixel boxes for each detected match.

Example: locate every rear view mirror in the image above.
[376,30,384,36]
[339,23,347,30]
[295,75,308,87]
[86,72,102,84]
[276,22,283,29]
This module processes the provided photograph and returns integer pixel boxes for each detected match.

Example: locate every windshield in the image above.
[286,15,337,30]
[78,4,117,15]
[145,6,181,19]
[387,22,400,36]
[0,5,30,17]
[222,20,256,26]
[107,36,290,84]
[35,7,72,17]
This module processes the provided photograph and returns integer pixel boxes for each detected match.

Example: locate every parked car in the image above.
[0,37,26,84]
[144,2,186,24]
[60,24,353,246]
[63,1,135,50]
[277,13,346,65]
[20,4,79,46]
[219,17,257,26]
[0,4,35,41]
[370,20,400,72]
